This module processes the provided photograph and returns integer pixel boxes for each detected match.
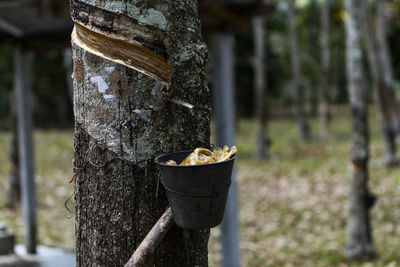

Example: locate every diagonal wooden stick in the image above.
[124,207,174,267]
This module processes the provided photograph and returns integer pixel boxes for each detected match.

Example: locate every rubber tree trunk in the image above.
[377,0,394,91]
[6,91,20,209]
[319,0,331,137]
[376,0,400,138]
[252,16,269,159]
[15,48,37,254]
[345,0,377,260]
[360,0,398,166]
[211,33,241,267]
[287,0,310,141]
[71,1,210,266]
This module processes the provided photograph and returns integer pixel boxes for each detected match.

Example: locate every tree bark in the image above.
[252,16,269,159]
[287,0,310,141]
[376,0,400,140]
[345,0,377,260]
[71,1,210,266]
[360,0,398,166]
[319,0,331,137]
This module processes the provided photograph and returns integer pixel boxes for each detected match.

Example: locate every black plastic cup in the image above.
[155,150,236,229]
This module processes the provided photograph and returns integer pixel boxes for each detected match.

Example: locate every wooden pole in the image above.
[124,208,174,267]
[14,47,37,254]
[212,32,241,267]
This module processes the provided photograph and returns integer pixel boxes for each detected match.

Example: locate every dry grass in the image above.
[209,109,400,266]
[1,107,400,266]
[0,130,75,249]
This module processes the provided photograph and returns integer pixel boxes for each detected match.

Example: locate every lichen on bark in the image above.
[71,0,210,162]
[78,0,168,30]
[71,0,211,266]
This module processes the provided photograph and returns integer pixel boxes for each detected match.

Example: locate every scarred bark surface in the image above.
[71,1,211,266]
[345,0,376,260]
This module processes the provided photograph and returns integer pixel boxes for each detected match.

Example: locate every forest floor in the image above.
[1,107,400,266]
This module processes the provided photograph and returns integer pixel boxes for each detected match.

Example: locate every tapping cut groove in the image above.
[71,22,170,83]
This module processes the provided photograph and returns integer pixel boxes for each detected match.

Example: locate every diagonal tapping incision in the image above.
[71,22,171,83]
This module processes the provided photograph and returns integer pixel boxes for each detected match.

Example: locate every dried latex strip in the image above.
[163,146,237,166]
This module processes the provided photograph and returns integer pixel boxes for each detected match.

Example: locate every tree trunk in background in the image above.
[309,77,318,117]
[360,0,398,166]
[6,94,20,208]
[345,0,377,260]
[71,1,210,266]
[211,33,241,267]
[377,0,394,91]
[287,0,310,141]
[376,0,400,138]
[319,0,331,137]
[309,0,319,118]
[15,48,36,254]
[252,16,269,159]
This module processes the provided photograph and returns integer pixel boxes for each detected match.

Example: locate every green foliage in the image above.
[1,0,399,121]
[227,0,351,117]
[33,51,73,127]
[0,46,14,127]
[0,46,13,92]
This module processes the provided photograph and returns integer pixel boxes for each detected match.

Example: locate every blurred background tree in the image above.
[2,0,400,265]
[3,0,400,129]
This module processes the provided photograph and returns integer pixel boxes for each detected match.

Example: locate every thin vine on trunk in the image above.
[71,1,211,266]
